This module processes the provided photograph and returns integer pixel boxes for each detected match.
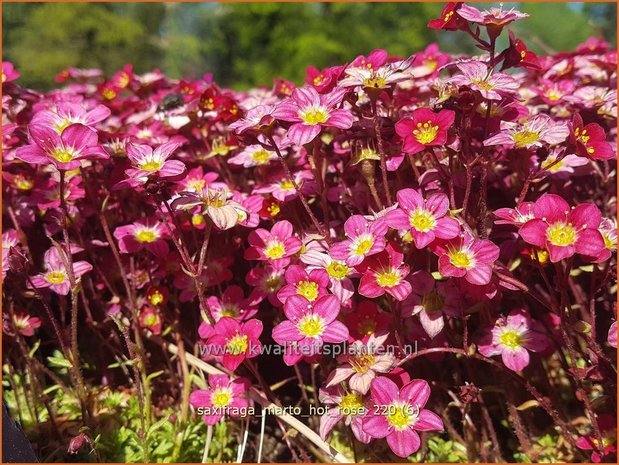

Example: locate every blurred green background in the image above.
[2,2,617,91]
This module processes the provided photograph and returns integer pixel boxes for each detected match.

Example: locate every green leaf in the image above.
[47,354,73,368]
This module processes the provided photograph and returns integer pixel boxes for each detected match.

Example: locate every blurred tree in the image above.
[2,2,616,91]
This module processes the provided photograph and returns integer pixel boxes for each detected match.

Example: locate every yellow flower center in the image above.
[143,313,158,326]
[192,214,205,227]
[421,290,445,312]
[46,271,67,284]
[326,261,350,280]
[350,353,376,373]
[353,237,374,256]
[139,160,163,171]
[513,130,540,148]
[14,176,34,191]
[386,404,417,431]
[55,119,73,133]
[51,149,75,163]
[471,78,495,91]
[148,290,165,306]
[299,107,329,126]
[264,240,286,259]
[574,128,590,144]
[357,317,377,336]
[546,222,577,247]
[226,334,249,355]
[376,269,401,288]
[364,76,387,88]
[603,232,616,250]
[251,149,272,164]
[412,121,439,144]
[267,202,281,217]
[188,179,206,191]
[444,11,454,22]
[211,389,232,408]
[541,157,564,172]
[297,314,325,338]
[449,250,474,269]
[499,330,522,349]
[280,179,295,190]
[339,392,365,414]
[297,280,319,301]
[135,229,158,243]
[220,305,239,318]
[409,209,436,232]
[545,90,562,102]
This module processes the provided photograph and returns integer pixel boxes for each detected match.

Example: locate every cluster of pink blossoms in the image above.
[2,3,617,462]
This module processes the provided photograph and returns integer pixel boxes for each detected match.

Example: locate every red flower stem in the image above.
[371,100,393,205]
[267,134,330,241]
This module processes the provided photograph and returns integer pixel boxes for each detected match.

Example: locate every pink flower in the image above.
[570,113,615,160]
[16,124,108,170]
[246,263,286,306]
[204,318,263,371]
[518,194,605,263]
[189,374,250,425]
[358,244,412,301]
[449,61,519,100]
[228,104,276,134]
[330,215,388,266]
[277,265,330,304]
[484,114,569,149]
[2,61,20,83]
[575,414,617,463]
[339,55,414,90]
[395,109,455,155]
[385,188,460,248]
[113,219,170,257]
[319,386,371,444]
[244,220,302,265]
[478,309,550,372]
[272,295,349,366]
[427,2,468,31]
[405,271,461,338]
[363,377,444,458]
[2,230,20,279]
[228,144,277,167]
[139,305,162,335]
[29,247,93,296]
[456,4,528,27]
[326,333,396,394]
[300,245,356,304]
[31,102,111,134]
[12,313,42,337]
[596,218,617,263]
[494,202,535,227]
[432,233,500,285]
[116,141,185,188]
[345,301,391,340]
[206,285,258,322]
[272,86,353,146]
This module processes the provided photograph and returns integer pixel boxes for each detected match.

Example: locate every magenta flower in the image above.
[395,108,455,155]
[12,313,42,337]
[326,333,396,394]
[449,61,519,101]
[206,285,258,322]
[246,262,286,306]
[16,124,108,170]
[319,386,371,444]
[518,194,605,263]
[113,219,170,258]
[345,301,391,340]
[2,61,20,83]
[228,104,276,134]
[363,377,444,458]
[330,215,388,266]
[386,188,460,248]
[427,2,468,31]
[456,4,528,27]
[29,247,93,295]
[608,321,617,348]
[478,309,550,372]
[484,114,569,149]
[272,295,349,366]
[570,113,615,160]
[272,86,353,146]
[300,246,356,304]
[575,414,617,463]
[228,144,277,167]
[493,202,535,227]
[244,220,302,265]
[277,265,330,304]
[204,318,263,371]
[116,141,185,188]
[139,305,162,336]
[358,243,412,301]
[405,271,461,338]
[189,374,250,425]
[2,230,20,279]
[432,233,500,285]
[596,218,617,263]
[31,102,111,134]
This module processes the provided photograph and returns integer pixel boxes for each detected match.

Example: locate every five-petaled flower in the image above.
[114,218,171,257]
[358,243,412,301]
[29,247,93,295]
[116,141,185,188]
[518,193,606,263]
[244,220,303,265]
[203,318,263,371]
[272,294,349,366]
[363,377,444,458]
[478,309,550,372]
[386,188,460,248]
[272,86,354,146]
[330,215,388,266]
[395,108,455,155]
[569,113,615,160]
[189,374,250,425]
[449,60,519,100]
